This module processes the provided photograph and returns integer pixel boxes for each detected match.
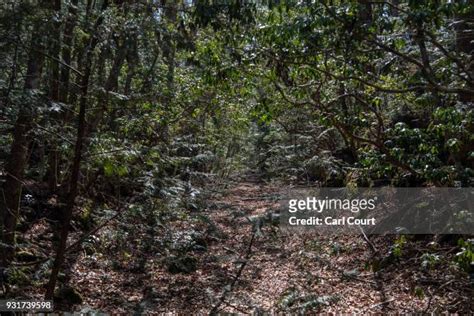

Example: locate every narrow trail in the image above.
[196,180,389,314]
[68,179,472,313]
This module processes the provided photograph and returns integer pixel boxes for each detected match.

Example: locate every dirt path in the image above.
[69,180,472,313]
[198,181,392,314]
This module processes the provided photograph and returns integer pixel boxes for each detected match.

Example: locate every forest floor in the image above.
[18,178,473,313]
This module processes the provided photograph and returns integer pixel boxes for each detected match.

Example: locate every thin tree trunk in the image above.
[45,0,62,192]
[60,0,79,107]
[44,0,80,194]
[45,0,109,299]
[124,40,138,95]
[89,38,129,133]
[159,1,177,145]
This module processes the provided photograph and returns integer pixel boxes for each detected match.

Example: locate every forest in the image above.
[0,0,473,314]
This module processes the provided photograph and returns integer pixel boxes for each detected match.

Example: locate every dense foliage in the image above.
[0,0,472,309]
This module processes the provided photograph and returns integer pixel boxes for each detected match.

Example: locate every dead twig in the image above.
[358,225,378,254]
[368,298,396,310]
[209,231,256,315]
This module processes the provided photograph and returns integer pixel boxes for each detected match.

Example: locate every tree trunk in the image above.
[0,26,45,266]
[89,38,129,133]
[45,0,109,299]
[160,1,178,145]
[45,0,80,193]
[45,0,62,192]
[124,40,139,95]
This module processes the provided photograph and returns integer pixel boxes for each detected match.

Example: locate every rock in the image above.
[166,256,198,274]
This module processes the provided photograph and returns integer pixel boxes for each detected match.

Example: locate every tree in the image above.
[0,2,48,265]
[45,0,110,299]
